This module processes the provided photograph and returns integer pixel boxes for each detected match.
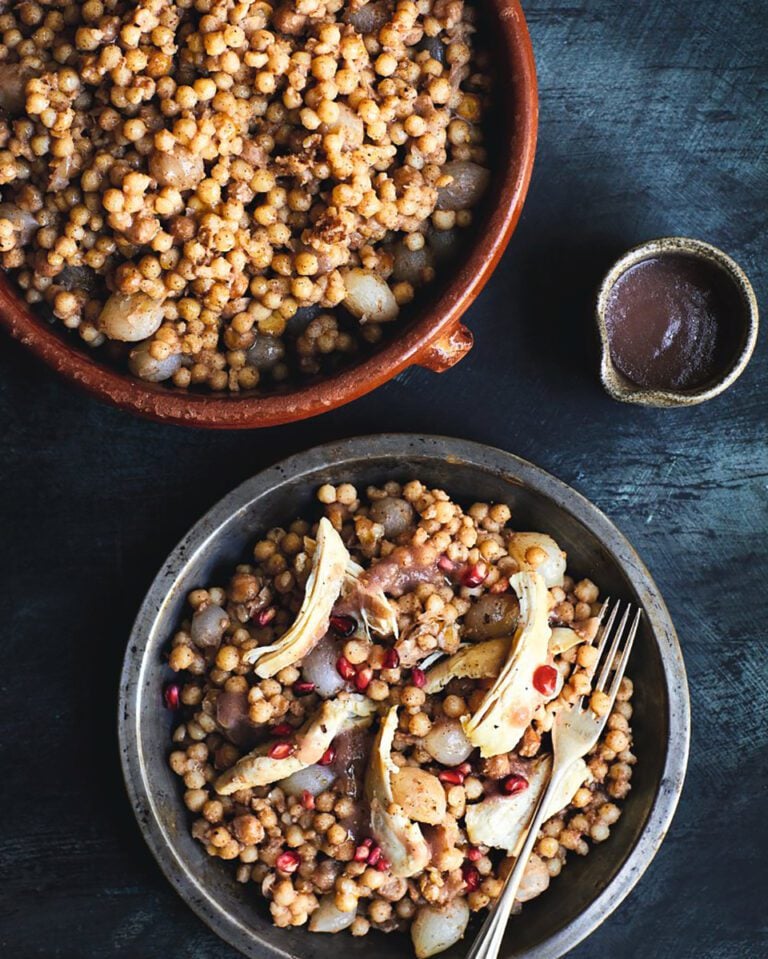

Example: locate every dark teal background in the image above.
[1,1,765,956]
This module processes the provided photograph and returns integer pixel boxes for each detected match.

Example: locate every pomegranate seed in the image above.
[462,562,488,588]
[330,614,357,637]
[367,845,382,866]
[301,790,315,810]
[456,762,472,775]
[462,863,480,891]
[503,773,529,796]
[254,606,276,627]
[268,741,296,760]
[163,682,180,710]
[383,648,400,669]
[293,680,316,695]
[354,843,372,862]
[276,850,300,873]
[336,655,356,680]
[411,667,426,688]
[533,664,558,696]
[375,857,391,872]
[319,745,336,766]
[355,666,373,691]
[466,847,482,862]
[438,769,465,786]
[270,722,293,737]
[438,554,457,574]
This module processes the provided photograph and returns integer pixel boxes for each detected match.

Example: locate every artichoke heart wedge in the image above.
[461,572,552,758]
[424,626,590,695]
[464,755,591,854]
[343,558,399,639]
[365,706,431,877]
[215,692,376,795]
[243,517,349,678]
[423,637,510,694]
[549,626,585,656]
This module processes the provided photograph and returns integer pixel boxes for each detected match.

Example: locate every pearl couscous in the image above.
[0,0,492,390]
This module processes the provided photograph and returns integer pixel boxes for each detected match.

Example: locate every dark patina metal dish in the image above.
[118,435,690,958]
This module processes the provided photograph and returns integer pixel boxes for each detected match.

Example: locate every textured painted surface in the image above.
[0,1,766,957]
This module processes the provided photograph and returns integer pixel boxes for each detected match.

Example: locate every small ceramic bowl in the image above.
[596,237,759,408]
[119,435,690,959]
[0,1,537,430]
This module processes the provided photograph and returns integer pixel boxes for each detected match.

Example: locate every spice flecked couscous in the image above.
[0,0,492,390]
[165,481,636,957]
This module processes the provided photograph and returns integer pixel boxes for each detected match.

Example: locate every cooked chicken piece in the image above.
[342,558,399,638]
[479,751,531,782]
[215,693,375,795]
[422,814,460,861]
[462,572,553,758]
[244,518,348,677]
[365,706,430,877]
[395,619,459,668]
[391,766,447,825]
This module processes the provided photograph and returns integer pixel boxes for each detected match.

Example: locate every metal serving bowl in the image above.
[119,435,690,958]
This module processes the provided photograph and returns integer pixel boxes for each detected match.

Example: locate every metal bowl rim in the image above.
[118,433,691,959]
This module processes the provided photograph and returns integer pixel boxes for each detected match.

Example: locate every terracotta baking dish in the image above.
[0,2,537,429]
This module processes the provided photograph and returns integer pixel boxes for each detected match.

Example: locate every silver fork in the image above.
[464,600,642,959]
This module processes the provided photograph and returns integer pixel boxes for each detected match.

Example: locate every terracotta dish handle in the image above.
[417,322,474,373]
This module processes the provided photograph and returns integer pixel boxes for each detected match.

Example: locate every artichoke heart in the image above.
[243,517,349,678]
[365,706,430,877]
[549,626,585,655]
[214,693,376,795]
[461,572,552,758]
[507,532,566,588]
[424,627,589,694]
[423,637,510,694]
[464,755,590,854]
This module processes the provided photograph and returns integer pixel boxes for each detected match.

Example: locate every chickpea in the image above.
[343,639,370,665]
[335,892,358,914]
[400,685,426,709]
[442,694,467,718]
[327,824,348,846]
[574,579,600,604]
[590,690,612,717]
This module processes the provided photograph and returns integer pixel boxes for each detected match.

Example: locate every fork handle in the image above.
[464,764,571,959]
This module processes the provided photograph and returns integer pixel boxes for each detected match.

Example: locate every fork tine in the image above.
[593,595,611,634]
[586,598,619,685]
[606,607,642,702]
[594,602,630,693]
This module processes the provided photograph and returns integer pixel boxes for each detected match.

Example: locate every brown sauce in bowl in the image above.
[604,253,745,390]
